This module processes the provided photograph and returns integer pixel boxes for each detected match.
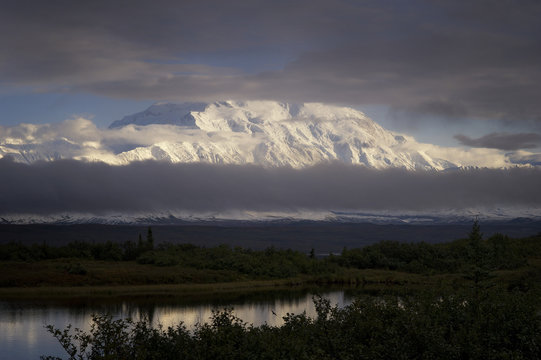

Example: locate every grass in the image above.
[3,258,537,301]
[0,280,298,301]
[0,258,245,287]
[2,233,541,301]
[0,256,451,301]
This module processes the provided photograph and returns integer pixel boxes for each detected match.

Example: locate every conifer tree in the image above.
[467,218,483,264]
[146,227,154,251]
[465,219,491,290]
[137,233,144,253]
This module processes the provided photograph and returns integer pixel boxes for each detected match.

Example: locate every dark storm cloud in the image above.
[454,133,541,151]
[0,0,338,83]
[508,152,541,166]
[1,0,541,126]
[1,158,540,215]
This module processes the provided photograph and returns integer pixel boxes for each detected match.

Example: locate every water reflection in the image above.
[147,291,349,329]
[0,290,351,359]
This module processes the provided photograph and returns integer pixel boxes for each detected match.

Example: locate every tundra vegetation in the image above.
[41,289,540,360]
[0,223,540,358]
[1,223,538,288]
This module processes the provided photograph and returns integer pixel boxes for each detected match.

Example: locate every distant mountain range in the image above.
[1,101,460,169]
[3,208,541,226]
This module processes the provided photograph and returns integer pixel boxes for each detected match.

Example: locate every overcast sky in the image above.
[1,0,540,147]
[1,1,541,216]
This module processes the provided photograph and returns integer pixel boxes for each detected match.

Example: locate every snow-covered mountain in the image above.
[108,101,455,169]
[109,102,208,128]
[0,100,479,169]
[3,207,541,225]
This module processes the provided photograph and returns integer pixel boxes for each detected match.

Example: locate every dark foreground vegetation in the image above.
[42,289,540,360]
[1,222,541,358]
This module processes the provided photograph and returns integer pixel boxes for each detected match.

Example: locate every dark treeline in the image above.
[2,223,541,283]
[0,227,156,263]
[338,227,534,274]
[2,224,540,280]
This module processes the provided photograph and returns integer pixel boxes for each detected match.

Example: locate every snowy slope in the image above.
[109,102,208,128]
[107,101,456,169]
[3,207,541,225]
[0,101,462,169]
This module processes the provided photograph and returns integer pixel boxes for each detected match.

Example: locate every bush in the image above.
[43,289,541,360]
[65,262,87,275]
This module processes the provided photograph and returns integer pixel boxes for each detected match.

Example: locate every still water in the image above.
[0,290,352,359]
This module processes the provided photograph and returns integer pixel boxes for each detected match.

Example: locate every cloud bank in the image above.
[1,0,541,128]
[454,133,541,151]
[1,158,540,215]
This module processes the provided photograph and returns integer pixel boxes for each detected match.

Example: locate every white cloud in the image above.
[404,141,512,168]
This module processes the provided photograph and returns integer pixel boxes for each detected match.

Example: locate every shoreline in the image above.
[0,271,441,302]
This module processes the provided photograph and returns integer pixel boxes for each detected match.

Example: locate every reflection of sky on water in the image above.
[153,291,349,329]
[0,305,83,359]
[0,291,349,359]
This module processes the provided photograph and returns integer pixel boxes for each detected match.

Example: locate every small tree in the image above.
[467,218,483,263]
[465,219,491,292]
[137,233,144,250]
[146,227,154,251]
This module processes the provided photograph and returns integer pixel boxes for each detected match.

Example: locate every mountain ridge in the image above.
[0,100,481,169]
[106,100,457,169]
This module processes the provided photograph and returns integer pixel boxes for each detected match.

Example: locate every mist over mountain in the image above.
[0,101,510,169]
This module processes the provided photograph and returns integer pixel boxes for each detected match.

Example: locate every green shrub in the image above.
[43,289,541,360]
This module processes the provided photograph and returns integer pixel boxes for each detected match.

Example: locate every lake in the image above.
[0,290,353,359]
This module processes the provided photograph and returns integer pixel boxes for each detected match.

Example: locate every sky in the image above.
[1,0,541,217]
[1,0,540,145]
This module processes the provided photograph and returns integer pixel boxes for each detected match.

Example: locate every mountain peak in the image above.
[104,100,453,169]
[109,102,208,128]
[109,101,371,130]
[1,100,465,170]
